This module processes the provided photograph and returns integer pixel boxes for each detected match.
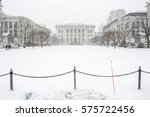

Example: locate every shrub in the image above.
[137,43,144,48]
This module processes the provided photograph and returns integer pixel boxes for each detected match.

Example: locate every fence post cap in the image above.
[10,69,13,72]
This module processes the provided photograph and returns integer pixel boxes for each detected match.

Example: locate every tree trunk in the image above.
[147,37,150,48]
[40,34,43,48]
[31,31,34,48]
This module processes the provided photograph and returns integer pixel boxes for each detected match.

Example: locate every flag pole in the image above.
[111,61,116,95]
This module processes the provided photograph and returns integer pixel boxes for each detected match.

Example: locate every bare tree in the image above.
[29,26,36,48]
[0,25,2,45]
[38,30,44,48]
[111,31,118,48]
[118,22,131,47]
[121,22,131,42]
[90,35,101,45]
[37,29,50,47]
[51,34,59,45]
[17,20,30,46]
[105,31,112,47]
[141,16,150,48]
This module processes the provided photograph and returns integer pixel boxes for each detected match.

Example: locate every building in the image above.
[146,2,150,25]
[107,9,126,24]
[103,12,146,46]
[0,0,50,47]
[55,23,95,45]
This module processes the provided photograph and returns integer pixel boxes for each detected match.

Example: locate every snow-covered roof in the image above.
[64,23,87,26]
[56,23,95,28]
[2,33,9,36]
[125,12,147,17]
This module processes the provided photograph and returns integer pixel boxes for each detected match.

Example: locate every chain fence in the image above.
[0,66,150,91]
[76,70,138,78]
[0,73,9,77]
[142,70,150,75]
[13,70,73,78]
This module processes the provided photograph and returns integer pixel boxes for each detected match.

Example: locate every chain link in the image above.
[0,73,9,77]
[76,70,138,78]
[13,70,73,78]
[142,70,150,75]
[0,68,143,79]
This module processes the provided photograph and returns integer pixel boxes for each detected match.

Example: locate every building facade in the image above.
[55,23,95,45]
[146,2,150,26]
[0,0,50,47]
[103,12,146,46]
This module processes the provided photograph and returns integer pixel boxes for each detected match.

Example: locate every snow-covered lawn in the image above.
[0,46,150,100]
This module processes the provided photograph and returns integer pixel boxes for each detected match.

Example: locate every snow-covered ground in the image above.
[0,46,150,100]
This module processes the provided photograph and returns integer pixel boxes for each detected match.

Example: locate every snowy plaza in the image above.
[0,46,150,100]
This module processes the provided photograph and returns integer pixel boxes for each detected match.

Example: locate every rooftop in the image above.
[125,12,147,17]
[56,23,95,27]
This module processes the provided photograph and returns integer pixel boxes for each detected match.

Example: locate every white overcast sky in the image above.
[2,0,146,32]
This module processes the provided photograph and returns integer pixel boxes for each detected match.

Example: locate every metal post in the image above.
[138,67,142,90]
[74,66,76,90]
[10,69,13,91]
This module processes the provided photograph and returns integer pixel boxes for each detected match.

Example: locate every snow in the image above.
[0,46,150,100]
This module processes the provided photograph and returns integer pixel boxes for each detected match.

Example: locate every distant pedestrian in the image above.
[5,45,7,50]
[8,45,11,49]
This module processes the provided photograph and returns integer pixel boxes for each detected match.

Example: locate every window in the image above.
[9,22,12,28]
[1,22,3,28]
[14,22,18,29]
[82,38,84,42]
[136,21,140,29]
[132,22,135,30]
[74,29,76,33]
[66,29,69,33]
[78,38,81,42]
[71,38,73,42]
[141,22,144,29]
[14,30,17,37]
[82,29,84,33]
[78,29,80,33]
[9,30,12,35]
[70,29,73,33]
[136,30,139,34]
[132,30,135,38]
[141,30,144,33]
[4,22,8,29]
[5,30,7,33]
[74,38,77,42]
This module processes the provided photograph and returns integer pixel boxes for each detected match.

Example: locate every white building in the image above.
[103,12,147,45]
[146,2,150,25]
[0,0,50,47]
[55,23,95,45]
[107,9,126,24]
